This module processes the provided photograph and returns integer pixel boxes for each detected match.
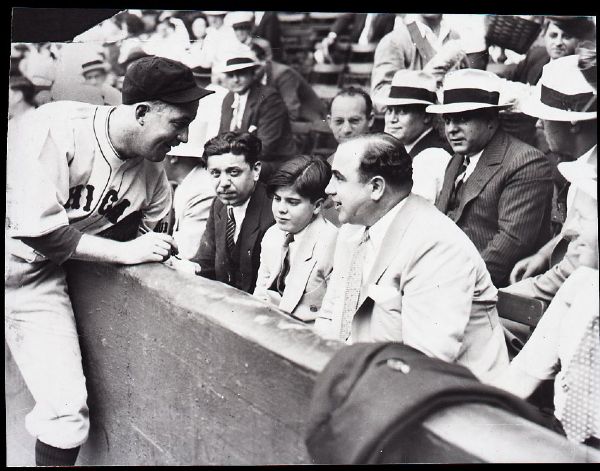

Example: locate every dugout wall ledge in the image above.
[5,261,599,464]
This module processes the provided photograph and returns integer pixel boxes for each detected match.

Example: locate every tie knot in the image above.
[284,232,295,246]
[228,206,235,221]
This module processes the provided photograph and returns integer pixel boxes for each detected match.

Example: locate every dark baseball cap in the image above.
[122,55,214,105]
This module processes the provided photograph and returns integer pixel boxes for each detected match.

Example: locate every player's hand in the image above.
[509,253,548,284]
[119,232,177,265]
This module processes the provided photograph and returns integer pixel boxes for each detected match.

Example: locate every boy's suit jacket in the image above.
[254,214,338,321]
[192,182,274,293]
[316,194,509,383]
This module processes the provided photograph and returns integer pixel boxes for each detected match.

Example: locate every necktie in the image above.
[561,315,600,443]
[226,206,236,253]
[339,228,370,341]
[449,154,471,210]
[276,232,295,295]
[230,94,240,131]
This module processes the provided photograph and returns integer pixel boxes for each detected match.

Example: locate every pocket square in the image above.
[367,284,399,305]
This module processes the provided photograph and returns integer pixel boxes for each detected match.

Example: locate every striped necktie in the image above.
[339,228,370,341]
[276,232,295,295]
[226,206,236,253]
[449,154,471,210]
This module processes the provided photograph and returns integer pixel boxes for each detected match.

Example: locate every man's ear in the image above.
[252,161,262,181]
[370,175,385,201]
[367,112,376,128]
[312,197,325,215]
[135,103,151,125]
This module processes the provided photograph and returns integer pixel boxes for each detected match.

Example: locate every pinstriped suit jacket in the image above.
[436,130,553,288]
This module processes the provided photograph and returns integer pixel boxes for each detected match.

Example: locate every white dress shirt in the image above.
[358,13,376,45]
[230,91,249,131]
[463,148,484,182]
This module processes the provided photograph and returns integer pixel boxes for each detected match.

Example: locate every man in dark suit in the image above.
[253,11,283,62]
[192,131,275,293]
[218,50,297,182]
[320,13,396,50]
[429,69,554,288]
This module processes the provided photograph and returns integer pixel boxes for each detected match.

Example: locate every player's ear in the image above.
[135,103,151,125]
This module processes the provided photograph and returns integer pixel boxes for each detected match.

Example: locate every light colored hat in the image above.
[558,148,597,201]
[225,11,254,28]
[81,55,108,75]
[520,55,597,122]
[426,68,511,114]
[384,70,438,106]
[218,50,260,73]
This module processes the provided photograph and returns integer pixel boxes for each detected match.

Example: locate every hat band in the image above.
[540,84,597,113]
[389,86,436,103]
[443,88,500,105]
[226,57,256,66]
[82,59,105,70]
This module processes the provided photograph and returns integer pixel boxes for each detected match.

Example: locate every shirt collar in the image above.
[404,128,431,153]
[93,105,132,167]
[228,194,251,220]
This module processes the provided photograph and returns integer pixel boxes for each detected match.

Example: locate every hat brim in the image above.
[82,64,108,74]
[520,95,597,122]
[383,97,434,106]
[426,102,512,114]
[557,161,597,200]
[160,86,215,104]
[219,63,260,74]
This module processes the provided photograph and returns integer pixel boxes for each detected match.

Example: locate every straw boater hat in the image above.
[520,54,597,122]
[384,70,438,106]
[426,68,512,114]
[218,50,260,74]
[81,55,109,76]
[225,11,254,28]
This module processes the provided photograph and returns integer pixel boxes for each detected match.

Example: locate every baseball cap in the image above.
[122,55,214,105]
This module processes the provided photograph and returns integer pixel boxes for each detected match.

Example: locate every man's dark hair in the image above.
[202,131,262,167]
[267,155,332,202]
[350,133,413,187]
[329,86,373,117]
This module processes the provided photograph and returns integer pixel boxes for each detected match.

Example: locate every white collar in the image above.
[404,128,432,153]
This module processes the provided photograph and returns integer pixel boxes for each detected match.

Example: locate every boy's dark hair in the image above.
[329,86,373,117]
[202,131,262,167]
[267,155,332,202]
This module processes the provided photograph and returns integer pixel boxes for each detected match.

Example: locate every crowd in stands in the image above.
[6,10,598,465]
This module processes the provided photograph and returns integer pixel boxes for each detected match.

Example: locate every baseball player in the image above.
[5,56,213,466]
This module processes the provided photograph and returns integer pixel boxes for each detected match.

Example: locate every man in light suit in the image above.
[254,156,338,322]
[431,69,554,288]
[315,133,509,383]
[192,131,274,293]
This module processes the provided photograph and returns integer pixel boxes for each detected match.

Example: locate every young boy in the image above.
[254,155,338,322]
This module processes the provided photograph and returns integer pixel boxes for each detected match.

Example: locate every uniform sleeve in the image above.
[174,191,215,260]
[6,110,71,238]
[17,225,83,265]
[141,169,173,231]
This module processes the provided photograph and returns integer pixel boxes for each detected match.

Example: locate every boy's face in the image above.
[272,186,322,234]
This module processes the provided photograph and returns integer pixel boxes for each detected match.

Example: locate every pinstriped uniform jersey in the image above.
[6,100,172,263]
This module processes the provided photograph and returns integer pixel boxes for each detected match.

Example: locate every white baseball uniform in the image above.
[5,100,171,449]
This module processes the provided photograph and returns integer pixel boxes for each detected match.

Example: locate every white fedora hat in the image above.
[426,68,511,114]
[384,70,438,106]
[81,56,108,75]
[218,50,260,74]
[520,55,597,122]
[225,11,254,28]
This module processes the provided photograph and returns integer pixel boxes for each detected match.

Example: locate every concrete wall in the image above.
[6,261,599,465]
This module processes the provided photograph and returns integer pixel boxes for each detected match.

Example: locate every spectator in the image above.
[195,11,237,71]
[314,133,508,384]
[217,49,297,182]
[254,156,338,321]
[371,14,461,110]
[250,38,326,125]
[505,54,597,302]
[80,53,122,105]
[327,87,375,148]
[192,132,275,293]
[226,11,255,47]
[430,69,554,288]
[382,69,452,203]
[253,11,283,62]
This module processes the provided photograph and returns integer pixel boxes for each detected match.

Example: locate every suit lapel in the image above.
[215,201,227,256]
[237,182,266,252]
[279,216,322,312]
[357,195,421,308]
[220,92,234,133]
[453,130,507,221]
[241,84,259,131]
[436,153,464,211]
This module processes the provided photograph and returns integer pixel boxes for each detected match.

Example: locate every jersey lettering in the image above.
[65,185,131,224]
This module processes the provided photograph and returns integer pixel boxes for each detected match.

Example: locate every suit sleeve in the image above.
[370,27,412,111]
[191,199,217,280]
[481,151,553,287]
[276,69,302,121]
[256,91,290,160]
[401,234,478,363]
